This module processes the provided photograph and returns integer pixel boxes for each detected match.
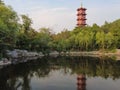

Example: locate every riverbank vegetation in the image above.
[0,1,120,58]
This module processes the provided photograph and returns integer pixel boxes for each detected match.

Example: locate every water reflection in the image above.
[0,56,120,90]
[77,74,86,90]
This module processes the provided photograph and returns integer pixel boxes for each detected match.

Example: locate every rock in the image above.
[6,49,42,58]
[0,58,11,66]
[11,50,18,58]
[1,58,8,62]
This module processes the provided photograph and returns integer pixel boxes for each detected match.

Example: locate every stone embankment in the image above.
[66,49,120,60]
[6,49,44,58]
[57,49,120,60]
[0,50,60,68]
[0,49,120,69]
[0,49,44,68]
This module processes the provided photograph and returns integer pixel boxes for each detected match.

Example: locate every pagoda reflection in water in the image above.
[77,74,86,90]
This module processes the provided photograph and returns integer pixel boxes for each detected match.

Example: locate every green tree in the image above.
[33,28,52,54]
[0,3,19,56]
[96,31,105,50]
[16,15,34,50]
[21,15,32,34]
[105,32,116,49]
[0,0,4,5]
[75,30,94,51]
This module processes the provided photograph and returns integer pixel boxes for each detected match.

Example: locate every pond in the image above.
[0,56,120,90]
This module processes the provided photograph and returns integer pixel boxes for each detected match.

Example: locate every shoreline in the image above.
[1,49,120,60]
[0,49,120,68]
[65,51,119,56]
[60,49,120,60]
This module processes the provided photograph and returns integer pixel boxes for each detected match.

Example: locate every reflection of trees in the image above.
[0,58,51,90]
[47,56,120,79]
[0,56,120,89]
[22,74,31,90]
[67,56,120,79]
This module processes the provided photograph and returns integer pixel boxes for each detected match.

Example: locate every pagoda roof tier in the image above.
[77,13,87,16]
[77,18,87,21]
[77,8,87,11]
[77,24,87,26]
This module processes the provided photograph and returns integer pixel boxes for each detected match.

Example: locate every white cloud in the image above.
[21,7,76,33]
[87,4,120,26]
[4,0,120,33]
[16,1,120,33]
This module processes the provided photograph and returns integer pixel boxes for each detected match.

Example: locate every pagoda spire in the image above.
[81,2,83,8]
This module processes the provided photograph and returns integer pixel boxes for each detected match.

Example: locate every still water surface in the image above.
[0,56,120,90]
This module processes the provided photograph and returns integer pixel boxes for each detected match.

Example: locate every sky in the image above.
[4,0,120,33]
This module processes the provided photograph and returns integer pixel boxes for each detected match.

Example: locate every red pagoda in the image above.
[77,4,87,27]
[77,74,86,90]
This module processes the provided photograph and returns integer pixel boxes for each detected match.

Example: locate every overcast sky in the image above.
[4,0,120,33]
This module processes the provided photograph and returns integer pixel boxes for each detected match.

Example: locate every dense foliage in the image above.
[0,1,120,57]
[0,1,19,58]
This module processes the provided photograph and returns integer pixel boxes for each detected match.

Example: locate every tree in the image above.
[0,0,4,5]
[68,34,76,50]
[105,32,116,49]
[0,3,19,56]
[96,31,105,50]
[21,15,32,34]
[75,30,94,51]
[31,28,52,54]
[91,23,100,33]
[16,15,34,50]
